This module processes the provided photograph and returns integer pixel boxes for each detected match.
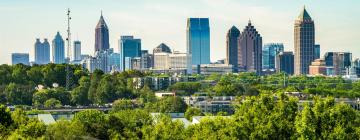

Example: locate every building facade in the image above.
[95,13,110,52]
[294,7,315,75]
[309,59,327,76]
[314,44,320,59]
[72,41,81,61]
[187,18,210,72]
[262,43,284,70]
[324,52,352,76]
[52,32,65,64]
[12,53,29,65]
[34,38,50,65]
[238,21,262,75]
[226,26,240,72]
[276,52,294,75]
[119,36,141,71]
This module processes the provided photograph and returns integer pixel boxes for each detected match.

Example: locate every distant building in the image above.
[34,38,50,65]
[72,41,81,61]
[276,52,294,75]
[83,49,114,73]
[262,43,284,70]
[153,43,172,54]
[119,36,141,71]
[192,64,234,75]
[153,50,188,70]
[187,18,210,73]
[226,26,240,72]
[12,53,29,65]
[141,50,153,70]
[95,13,110,52]
[108,52,121,71]
[309,59,327,76]
[52,32,65,64]
[314,44,320,59]
[238,21,262,75]
[183,96,235,114]
[324,52,352,76]
[294,7,315,75]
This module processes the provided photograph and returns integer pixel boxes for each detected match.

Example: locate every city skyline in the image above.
[1,0,360,64]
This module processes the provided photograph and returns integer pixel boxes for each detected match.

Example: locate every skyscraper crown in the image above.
[298,6,312,21]
[96,12,108,29]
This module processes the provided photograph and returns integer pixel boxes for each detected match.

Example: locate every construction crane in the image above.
[65,8,73,90]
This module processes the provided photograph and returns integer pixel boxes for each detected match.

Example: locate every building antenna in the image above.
[66,8,73,90]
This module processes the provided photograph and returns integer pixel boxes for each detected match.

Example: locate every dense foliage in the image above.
[0,94,359,139]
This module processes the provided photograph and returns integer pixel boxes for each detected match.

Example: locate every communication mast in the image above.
[65,8,73,90]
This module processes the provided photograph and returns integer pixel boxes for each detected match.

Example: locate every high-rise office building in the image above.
[276,52,294,75]
[294,7,315,75]
[226,26,240,72]
[238,21,263,74]
[34,38,50,65]
[72,41,81,61]
[141,50,153,69]
[187,18,210,68]
[12,53,29,65]
[119,36,141,71]
[95,13,110,52]
[262,43,284,70]
[314,44,320,59]
[324,52,352,76]
[153,43,172,54]
[52,32,65,64]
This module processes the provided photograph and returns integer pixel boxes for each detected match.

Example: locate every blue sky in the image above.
[1,0,359,64]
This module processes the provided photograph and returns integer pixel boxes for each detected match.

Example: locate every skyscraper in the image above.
[276,52,294,75]
[324,52,352,76]
[12,53,29,65]
[238,21,263,75]
[34,38,50,65]
[187,18,210,67]
[314,44,320,59]
[262,43,284,70]
[95,13,110,52]
[226,26,240,72]
[119,36,141,71]
[52,32,65,64]
[72,41,81,61]
[294,7,315,75]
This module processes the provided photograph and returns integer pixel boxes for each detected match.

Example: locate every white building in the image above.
[153,51,188,70]
[72,41,81,61]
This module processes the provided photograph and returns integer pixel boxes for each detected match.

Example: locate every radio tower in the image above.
[65,8,73,90]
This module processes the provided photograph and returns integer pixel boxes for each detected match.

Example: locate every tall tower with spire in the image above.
[95,12,110,52]
[238,20,263,75]
[226,26,240,72]
[294,6,315,75]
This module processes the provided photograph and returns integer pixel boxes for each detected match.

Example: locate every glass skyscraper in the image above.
[314,44,320,59]
[276,52,294,75]
[34,38,50,65]
[187,18,210,70]
[52,32,65,64]
[238,21,263,75]
[12,53,29,65]
[294,7,315,75]
[226,26,240,72]
[119,36,141,71]
[95,13,110,52]
[262,43,284,70]
[72,40,81,61]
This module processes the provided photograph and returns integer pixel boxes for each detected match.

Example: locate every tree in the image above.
[158,96,187,113]
[5,83,33,105]
[71,76,91,106]
[169,82,201,95]
[142,115,186,140]
[88,70,103,104]
[186,117,238,139]
[45,120,88,139]
[27,66,43,85]
[108,109,152,139]
[44,98,62,108]
[185,107,202,121]
[73,110,108,139]
[112,99,136,111]
[295,104,317,139]
[11,64,29,84]
[0,105,13,137]
[10,118,46,139]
